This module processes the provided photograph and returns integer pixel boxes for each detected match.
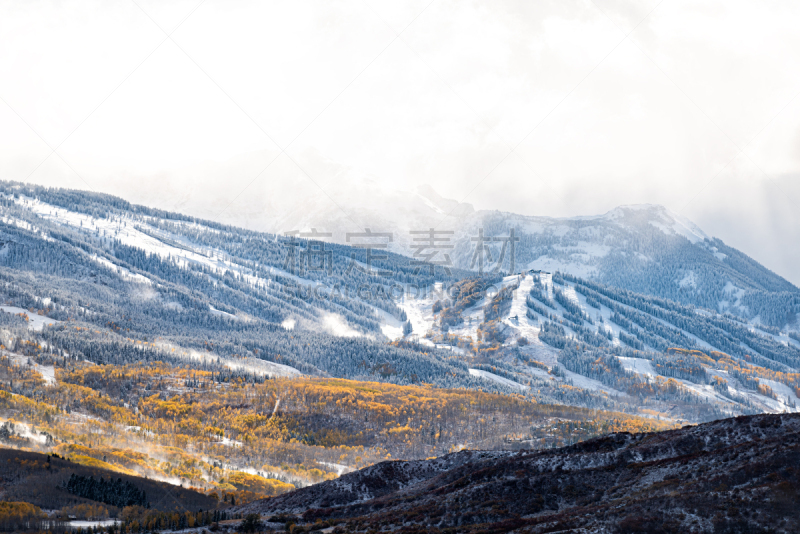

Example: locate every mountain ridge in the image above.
[122,172,800,328]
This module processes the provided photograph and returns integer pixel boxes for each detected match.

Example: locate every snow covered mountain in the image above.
[1,180,799,425]
[395,268,800,422]
[272,181,800,329]
[108,149,799,328]
[449,204,800,328]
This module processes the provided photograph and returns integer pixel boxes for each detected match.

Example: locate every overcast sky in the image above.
[1,0,799,284]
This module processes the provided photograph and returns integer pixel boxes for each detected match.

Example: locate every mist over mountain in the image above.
[74,146,799,330]
[253,176,799,329]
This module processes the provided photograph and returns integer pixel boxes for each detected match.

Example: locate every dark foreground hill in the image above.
[238,413,800,533]
[0,447,215,513]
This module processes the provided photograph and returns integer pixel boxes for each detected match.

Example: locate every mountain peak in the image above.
[414,184,475,218]
[599,203,710,244]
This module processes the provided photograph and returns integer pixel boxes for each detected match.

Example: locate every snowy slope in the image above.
[0,305,59,331]
[269,183,800,329]
[2,182,799,424]
[391,269,800,419]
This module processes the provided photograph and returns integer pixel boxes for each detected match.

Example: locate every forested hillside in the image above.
[0,181,798,423]
[0,346,665,506]
[447,205,800,328]
[398,268,800,425]
[0,181,503,391]
[271,185,800,329]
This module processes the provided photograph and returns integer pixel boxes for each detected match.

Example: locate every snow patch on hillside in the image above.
[397,283,442,342]
[719,282,747,314]
[677,379,736,408]
[209,305,237,320]
[322,313,365,338]
[90,254,152,285]
[618,357,655,377]
[561,367,624,397]
[3,352,56,385]
[0,306,59,331]
[678,271,697,289]
[0,214,53,242]
[758,378,800,408]
[158,343,301,378]
[469,368,527,391]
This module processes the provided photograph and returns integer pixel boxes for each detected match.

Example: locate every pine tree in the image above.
[402,320,413,336]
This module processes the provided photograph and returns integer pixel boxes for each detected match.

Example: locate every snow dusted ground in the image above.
[503,274,539,340]
[395,274,625,397]
[208,305,237,320]
[618,358,799,413]
[0,305,59,331]
[549,278,720,354]
[705,369,799,413]
[17,196,256,290]
[675,379,737,407]
[156,342,301,379]
[375,307,404,340]
[618,357,656,377]
[239,448,517,515]
[760,377,800,406]
[394,274,558,364]
[518,343,560,367]
[4,351,56,385]
[468,368,527,391]
[319,461,354,475]
[90,254,152,285]
[561,368,625,397]
[736,387,794,413]
[501,274,562,368]
[14,195,404,339]
[396,282,442,343]
[233,413,800,532]
[223,356,301,378]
